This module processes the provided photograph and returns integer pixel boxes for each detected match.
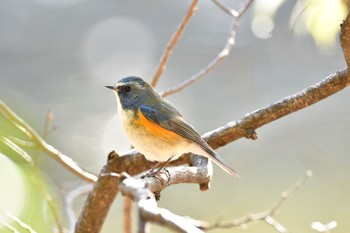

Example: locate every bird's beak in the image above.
[105,85,117,90]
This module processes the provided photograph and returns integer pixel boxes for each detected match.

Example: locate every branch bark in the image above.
[75,152,121,233]
[204,67,350,149]
[119,177,204,233]
[75,152,212,233]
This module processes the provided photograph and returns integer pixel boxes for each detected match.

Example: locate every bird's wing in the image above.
[139,105,208,149]
[140,104,239,177]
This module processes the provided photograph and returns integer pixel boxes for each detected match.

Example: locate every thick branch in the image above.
[203,67,350,149]
[75,152,212,233]
[75,152,120,233]
[140,157,212,195]
[119,177,204,233]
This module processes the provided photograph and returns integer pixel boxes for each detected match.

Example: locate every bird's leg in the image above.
[149,161,162,173]
[146,155,175,176]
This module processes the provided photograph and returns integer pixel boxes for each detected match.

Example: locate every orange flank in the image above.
[136,109,182,141]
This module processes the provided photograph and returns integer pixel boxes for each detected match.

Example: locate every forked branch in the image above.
[160,0,254,97]
[198,171,313,232]
[0,100,97,183]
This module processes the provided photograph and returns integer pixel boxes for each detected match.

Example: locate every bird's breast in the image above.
[118,108,186,161]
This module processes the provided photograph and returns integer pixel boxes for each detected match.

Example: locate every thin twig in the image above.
[5,212,38,233]
[266,170,313,217]
[0,100,97,183]
[198,170,313,231]
[0,218,20,233]
[0,136,34,165]
[160,0,254,97]
[151,0,198,87]
[264,216,288,233]
[9,136,36,147]
[212,0,238,17]
[44,109,54,138]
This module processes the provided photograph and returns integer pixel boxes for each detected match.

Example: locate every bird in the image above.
[106,76,238,177]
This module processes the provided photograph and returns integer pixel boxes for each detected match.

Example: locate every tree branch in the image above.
[203,67,350,149]
[159,0,254,97]
[212,0,239,17]
[74,152,121,233]
[151,0,198,87]
[74,152,212,232]
[140,157,212,195]
[64,184,92,232]
[0,100,97,183]
[4,212,37,233]
[119,176,204,233]
[192,170,312,232]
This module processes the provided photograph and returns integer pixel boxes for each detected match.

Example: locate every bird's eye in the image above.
[123,85,131,92]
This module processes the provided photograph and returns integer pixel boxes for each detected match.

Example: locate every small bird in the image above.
[106,76,238,177]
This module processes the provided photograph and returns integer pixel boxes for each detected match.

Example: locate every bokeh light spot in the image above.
[251,15,274,39]
[81,17,156,82]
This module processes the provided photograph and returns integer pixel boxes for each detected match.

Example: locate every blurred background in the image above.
[0,0,349,232]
